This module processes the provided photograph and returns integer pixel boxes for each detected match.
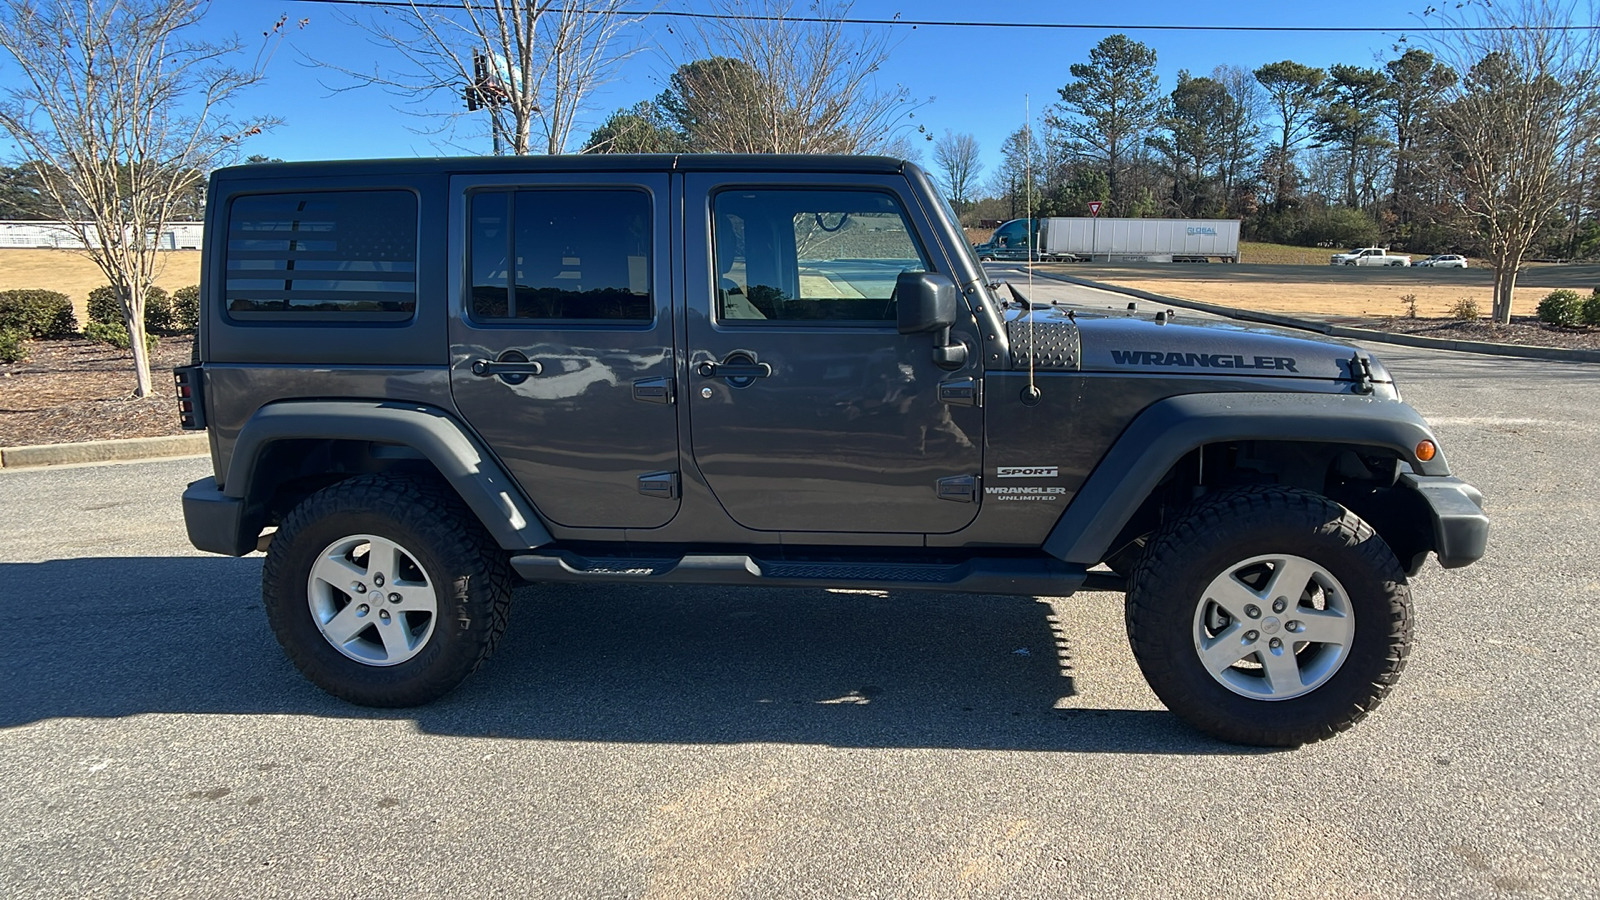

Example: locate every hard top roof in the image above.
[213,153,912,181]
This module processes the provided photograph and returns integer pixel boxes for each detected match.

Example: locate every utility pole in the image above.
[465,50,506,156]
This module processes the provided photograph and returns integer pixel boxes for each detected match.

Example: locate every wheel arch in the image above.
[1042,392,1449,568]
[222,400,553,553]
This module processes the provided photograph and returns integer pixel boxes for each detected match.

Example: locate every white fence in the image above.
[0,220,204,250]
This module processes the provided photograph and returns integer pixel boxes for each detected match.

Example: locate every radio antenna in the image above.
[1024,97,1039,403]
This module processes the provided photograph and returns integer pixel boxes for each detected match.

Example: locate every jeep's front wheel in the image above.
[1125,487,1412,746]
[261,474,512,707]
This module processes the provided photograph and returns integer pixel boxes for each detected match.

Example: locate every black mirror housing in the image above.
[896,271,967,370]
[896,270,958,335]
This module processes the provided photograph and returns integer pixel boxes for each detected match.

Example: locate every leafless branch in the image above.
[0,0,289,396]
[317,0,637,155]
[664,0,926,154]
[1426,0,1600,321]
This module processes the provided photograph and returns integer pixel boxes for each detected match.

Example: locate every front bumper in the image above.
[1400,474,1489,569]
[182,476,256,557]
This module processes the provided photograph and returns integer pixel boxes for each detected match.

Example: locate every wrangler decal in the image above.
[1109,350,1299,372]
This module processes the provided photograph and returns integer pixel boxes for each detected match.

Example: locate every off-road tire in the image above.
[1125,486,1412,747]
[261,473,513,707]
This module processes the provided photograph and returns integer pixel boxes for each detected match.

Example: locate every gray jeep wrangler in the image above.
[176,155,1487,747]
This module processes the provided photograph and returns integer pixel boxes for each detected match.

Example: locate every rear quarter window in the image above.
[224,190,418,322]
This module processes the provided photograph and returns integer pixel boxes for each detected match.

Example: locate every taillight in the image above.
[172,366,207,430]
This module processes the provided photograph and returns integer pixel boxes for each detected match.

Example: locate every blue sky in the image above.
[210,0,1431,176]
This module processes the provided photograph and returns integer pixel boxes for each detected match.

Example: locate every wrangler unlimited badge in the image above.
[985,486,1067,501]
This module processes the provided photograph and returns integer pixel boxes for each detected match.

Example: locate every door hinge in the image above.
[936,474,978,503]
[638,471,679,499]
[633,376,674,404]
[939,378,983,407]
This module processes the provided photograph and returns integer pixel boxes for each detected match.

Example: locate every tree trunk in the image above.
[128,317,155,398]
[1107,143,1120,214]
[121,286,154,398]
[1492,265,1517,325]
[1278,133,1291,212]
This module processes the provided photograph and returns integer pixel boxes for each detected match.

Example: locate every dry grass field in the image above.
[1238,241,1374,266]
[1078,272,1481,319]
[1063,268,1600,320]
[0,249,202,323]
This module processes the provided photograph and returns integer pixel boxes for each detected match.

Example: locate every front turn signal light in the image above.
[1415,440,1437,462]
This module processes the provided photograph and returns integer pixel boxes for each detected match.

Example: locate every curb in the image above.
[1033,269,1600,364]
[0,433,209,469]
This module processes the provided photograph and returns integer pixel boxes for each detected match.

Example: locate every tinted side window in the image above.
[225,191,417,320]
[713,189,928,325]
[469,189,651,322]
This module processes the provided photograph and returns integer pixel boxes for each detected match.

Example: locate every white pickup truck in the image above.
[1330,247,1412,266]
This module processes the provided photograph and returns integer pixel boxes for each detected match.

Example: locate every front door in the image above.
[683,173,983,534]
[449,173,679,530]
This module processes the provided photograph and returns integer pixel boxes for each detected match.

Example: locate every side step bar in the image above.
[510,550,1120,596]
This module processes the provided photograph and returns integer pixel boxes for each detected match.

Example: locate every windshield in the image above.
[929,188,994,288]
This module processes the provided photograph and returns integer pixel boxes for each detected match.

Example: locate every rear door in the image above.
[681,172,984,535]
[448,173,679,530]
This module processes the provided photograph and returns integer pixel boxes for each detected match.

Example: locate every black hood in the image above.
[1007,308,1389,384]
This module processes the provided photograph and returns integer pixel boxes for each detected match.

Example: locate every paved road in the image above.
[2,330,1597,897]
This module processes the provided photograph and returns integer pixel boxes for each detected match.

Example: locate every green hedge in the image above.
[0,327,26,363]
[1582,291,1600,327]
[82,320,157,353]
[1536,289,1585,327]
[0,289,77,339]
[87,284,173,332]
[173,285,200,332]
[86,285,119,325]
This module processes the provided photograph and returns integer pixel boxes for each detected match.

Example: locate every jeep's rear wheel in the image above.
[262,474,512,707]
[305,533,439,668]
[1125,486,1412,747]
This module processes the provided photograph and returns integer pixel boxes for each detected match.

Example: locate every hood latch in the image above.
[1350,352,1376,395]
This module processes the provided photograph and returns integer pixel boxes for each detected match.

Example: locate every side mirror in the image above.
[896,270,957,335]
[895,270,967,370]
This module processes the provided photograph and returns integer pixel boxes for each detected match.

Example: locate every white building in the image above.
[0,220,204,250]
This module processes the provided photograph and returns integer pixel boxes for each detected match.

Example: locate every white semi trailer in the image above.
[975,217,1241,263]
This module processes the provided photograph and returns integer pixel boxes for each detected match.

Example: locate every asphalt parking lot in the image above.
[2,292,1597,897]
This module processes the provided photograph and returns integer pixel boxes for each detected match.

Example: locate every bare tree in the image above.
[664,0,923,154]
[989,124,1046,219]
[1213,64,1264,214]
[0,0,287,397]
[933,131,982,211]
[1428,0,1600,322]
[534,3,635,153]
[328,0,634,155]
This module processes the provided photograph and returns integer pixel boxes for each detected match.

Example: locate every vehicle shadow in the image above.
[0,556,1260,755]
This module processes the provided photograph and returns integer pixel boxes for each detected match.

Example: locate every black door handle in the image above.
[696,361,772,379]
[471,359,544,377]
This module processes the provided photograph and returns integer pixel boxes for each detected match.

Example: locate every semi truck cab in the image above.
[974,218,1037,261]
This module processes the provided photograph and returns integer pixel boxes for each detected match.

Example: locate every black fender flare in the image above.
[223,400,553,551]
[1041,391,1450,565]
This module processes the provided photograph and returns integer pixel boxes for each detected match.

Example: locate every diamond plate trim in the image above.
[1006,319,1081,370]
